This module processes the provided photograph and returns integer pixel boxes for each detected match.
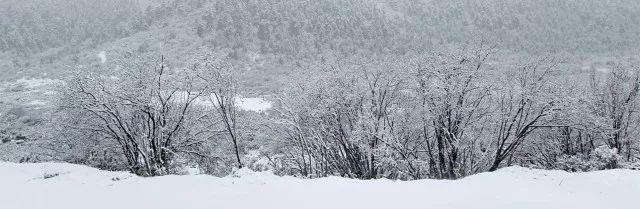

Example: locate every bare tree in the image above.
[61,57,201,176]
[488,58,559,171]
[195,56,244,168]
[356,61,405,178]
[268,57,408,179]
[589,64,640,161]
[414,47,493,179]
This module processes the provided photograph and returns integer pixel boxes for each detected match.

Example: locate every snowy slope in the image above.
[1,162,638,209]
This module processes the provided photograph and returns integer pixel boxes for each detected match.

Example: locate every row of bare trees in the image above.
[56,47,640,178]
[268,47,640,179]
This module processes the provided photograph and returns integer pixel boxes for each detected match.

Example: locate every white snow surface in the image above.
[235,96,272,112]
[15,78,62,89]
[1,162,639,209]
[97,51,107,63]
[188,93,272,112]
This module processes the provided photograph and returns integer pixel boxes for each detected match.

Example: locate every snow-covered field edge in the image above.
[1,162,638,209]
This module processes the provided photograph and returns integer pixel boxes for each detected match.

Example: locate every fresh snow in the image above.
[1,162,638,209]
[97,51,107,63]
[14,78,62,89]
[235,96,272,112]
[189,93,272,112]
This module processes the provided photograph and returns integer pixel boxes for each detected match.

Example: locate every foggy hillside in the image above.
[2,0,640,79]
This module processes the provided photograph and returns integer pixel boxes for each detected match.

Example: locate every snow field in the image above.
[1,162,638,209]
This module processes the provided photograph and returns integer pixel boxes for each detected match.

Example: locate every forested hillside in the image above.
[2,0,640,79]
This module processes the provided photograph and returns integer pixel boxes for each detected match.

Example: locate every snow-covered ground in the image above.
[1,162,638,209]
[189,93,272,112]
[235,96,272,112]
[14,78,62,90]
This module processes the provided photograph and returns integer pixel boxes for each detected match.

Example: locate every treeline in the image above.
[4,0,640,58]
[51,46,640,179]
[0,0,143,56]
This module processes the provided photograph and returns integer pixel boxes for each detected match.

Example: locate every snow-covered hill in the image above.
[1,162,638,209]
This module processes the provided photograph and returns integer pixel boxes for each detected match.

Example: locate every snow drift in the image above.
[1,162,638,209]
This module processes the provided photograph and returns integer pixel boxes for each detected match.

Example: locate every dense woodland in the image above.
[1,0,640,179]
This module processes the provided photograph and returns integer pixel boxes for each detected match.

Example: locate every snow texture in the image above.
[1,162,638,209]
[15,78,62,89]
[97,51,107,63]
[235,96,272,112]
[188,93,272,112]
